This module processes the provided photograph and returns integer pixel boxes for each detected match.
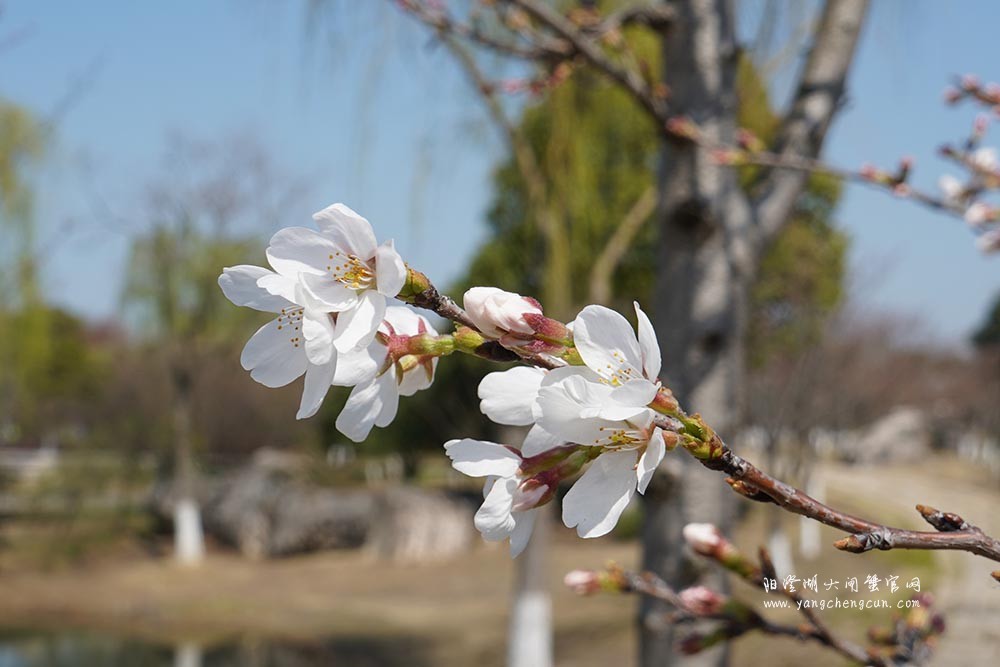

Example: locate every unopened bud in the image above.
[522,312,572,345]
[396,267,431,301]
[736,128,765,153]
[463,286,542,338]
[976,228,1000,253]
[665,116,700,141]
[564,569,602,595]
[683,523,724,556]
[679,586,726,616]
[965,202,994,227]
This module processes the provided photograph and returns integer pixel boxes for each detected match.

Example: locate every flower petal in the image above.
[312,203,378,259]
[474,476,517,541]
[633,302,661,381]
[300,273,361,311]
[373,373,400,428]
[444,438,522,478]
[478,367,545,426]
[509,508,537,557]
[266,226,343,278]
[334,291,386,353]
[536,375,640,445]
[375,239,407,297]
[218,265,293,312]
[520,424,563,457]
[296,360,337,420]
[562,450,637,539]
[256,272,299,303]
[574,305,644,383]
[333,344,383,387]
[335,377,386,442]
[302,312,336,365]
[240,318,309,388]
[609,378,658,410]
[397,358,436,397]
[636,428,666,494]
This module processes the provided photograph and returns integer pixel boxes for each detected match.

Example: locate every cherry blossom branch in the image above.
[397,264,1000,570]
[396,0,568,61]
[501,0,670,125]
[564,553,939,666]
[670,413,1000,567]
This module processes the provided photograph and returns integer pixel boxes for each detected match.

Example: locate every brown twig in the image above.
[690,431,1000,566]
[501,0,671,128]
[622,567,883,665]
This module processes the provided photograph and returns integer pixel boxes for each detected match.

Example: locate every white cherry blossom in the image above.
[572,302,661,389]
[561,437,665,538]
[335,306,438,442]
[218,264,338,419]
[444,438,541,557]
[264,203,407,354]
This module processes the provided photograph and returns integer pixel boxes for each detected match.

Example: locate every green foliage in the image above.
[748,188,847,366]
[0,99,45,305]
[464,36,660,314]
[971,291,1000,348]
[122,226,259,344]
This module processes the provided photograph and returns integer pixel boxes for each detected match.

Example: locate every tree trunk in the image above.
[642,1,747,664]
[172,364,205,566]
[508,504,553,667]
[641,1,868,664]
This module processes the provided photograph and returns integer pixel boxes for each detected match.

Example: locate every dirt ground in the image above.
[0,456,996,666]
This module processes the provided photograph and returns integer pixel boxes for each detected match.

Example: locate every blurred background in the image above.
[0,1,998,665]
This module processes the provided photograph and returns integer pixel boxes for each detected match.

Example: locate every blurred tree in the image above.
[972,290,1000,348]
[121,135,312,565]
[0,99,58,444]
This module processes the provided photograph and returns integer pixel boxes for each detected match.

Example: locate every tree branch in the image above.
[693,438,1000,565]
[502,0,671,127]
[752,0,869,243]
[588,185,657,305]
[397,0,569,61]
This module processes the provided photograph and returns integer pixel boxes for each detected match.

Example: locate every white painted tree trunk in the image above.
[174,642,202,667]
[174,497,205,565]
[507,424,553,667]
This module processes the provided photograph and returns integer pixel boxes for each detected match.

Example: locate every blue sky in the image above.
[1,1,997,345]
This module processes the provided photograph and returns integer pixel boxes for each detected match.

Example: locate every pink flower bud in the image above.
[564,569,602,595]
[961,74,980,90]
[682,523,724,556]
[665,116,699,141]
[501,79,527,94]
[522,312,571,344]
[965,202,993,227]
[975,114,990,135]
[463,287,543,338]
[976,228,1000,253]
[679,586,725,615]
[859,163,880,182]
[943,86,962,104]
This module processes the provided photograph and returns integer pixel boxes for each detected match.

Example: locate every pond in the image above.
[0,630,432,667]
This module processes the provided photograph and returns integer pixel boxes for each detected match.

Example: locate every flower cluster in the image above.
[221,204,684,557]
[219,203,436,437]
[447,301,678,555]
